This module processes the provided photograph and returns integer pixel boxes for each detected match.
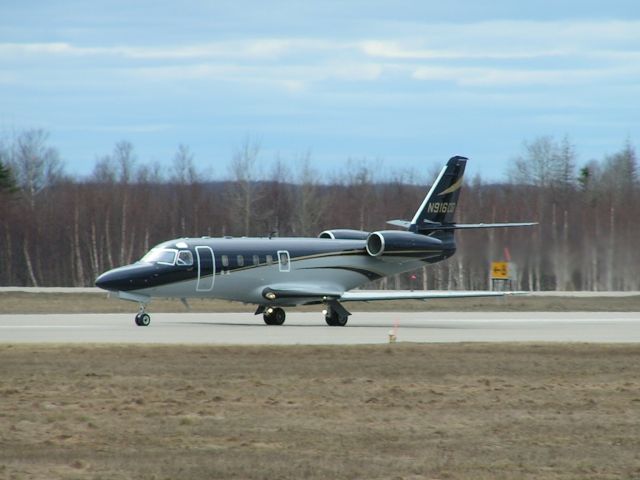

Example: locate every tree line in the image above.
[1,129,638,291]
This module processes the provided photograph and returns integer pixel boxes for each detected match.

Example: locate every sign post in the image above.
[490,261,514,291]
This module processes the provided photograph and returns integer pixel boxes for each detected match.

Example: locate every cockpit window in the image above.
[177,250,194,266]
[141,248,177,265]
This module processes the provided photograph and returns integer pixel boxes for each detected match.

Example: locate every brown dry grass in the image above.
[1,344,640,479]
[1,292,640,314]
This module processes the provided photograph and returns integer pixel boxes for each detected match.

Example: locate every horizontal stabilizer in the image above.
[386,219,412,229]
[387,219,537,231]
[340,290,523,302]
[419,222,537,231]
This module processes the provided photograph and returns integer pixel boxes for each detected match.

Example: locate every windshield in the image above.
[141,248,177,265]
[176,250,194,266]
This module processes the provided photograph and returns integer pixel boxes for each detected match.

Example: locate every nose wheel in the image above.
[135,304,151,326]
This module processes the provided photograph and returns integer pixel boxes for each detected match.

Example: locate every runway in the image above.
[1,311,639,344]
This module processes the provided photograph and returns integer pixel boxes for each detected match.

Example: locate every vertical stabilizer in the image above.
[411,156,467,230]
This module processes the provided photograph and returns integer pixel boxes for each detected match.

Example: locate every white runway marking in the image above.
[1,312,639,344]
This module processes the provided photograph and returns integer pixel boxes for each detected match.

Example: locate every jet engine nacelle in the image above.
[365,230,443,257]
[318,229,370,240]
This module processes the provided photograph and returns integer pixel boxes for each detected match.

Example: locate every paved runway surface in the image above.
[1,311,639,344]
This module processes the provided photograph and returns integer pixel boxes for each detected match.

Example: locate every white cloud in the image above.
[359,40,569,60]
[128,61,383,89]
[1,19,639,66]
[411,65,637,87]
[0,39,339,61]
[360,20,640,61]
[1,18,638,92]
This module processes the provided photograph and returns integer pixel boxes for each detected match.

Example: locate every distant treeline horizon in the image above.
[1,129,638,291]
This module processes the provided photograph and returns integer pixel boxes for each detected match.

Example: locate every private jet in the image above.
[95,156,535,326]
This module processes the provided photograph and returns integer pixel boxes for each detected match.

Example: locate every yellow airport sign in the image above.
[491,261,509,280]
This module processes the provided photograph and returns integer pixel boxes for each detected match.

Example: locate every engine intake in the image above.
[365,231,443,257]
[318,229,370,240]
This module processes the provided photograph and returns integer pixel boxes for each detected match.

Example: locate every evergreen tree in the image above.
[0,161,17,194]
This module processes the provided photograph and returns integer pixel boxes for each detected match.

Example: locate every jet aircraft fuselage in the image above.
[96,235,455,306]
[95,156,535,327]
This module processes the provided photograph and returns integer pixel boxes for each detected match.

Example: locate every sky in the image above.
[1,0,639,181]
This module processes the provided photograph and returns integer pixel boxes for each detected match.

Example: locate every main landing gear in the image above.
[135,304,151,327]
[255,301,351,327]
[324,300,351,327]
[262,307,286,326]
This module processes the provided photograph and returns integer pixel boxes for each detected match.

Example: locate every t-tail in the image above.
[411,155,467,229]
[386,156,537,233]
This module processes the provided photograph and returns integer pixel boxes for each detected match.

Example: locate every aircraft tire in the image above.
[263,308,285,326]
[136,313,151,327]
[325,312,348,327]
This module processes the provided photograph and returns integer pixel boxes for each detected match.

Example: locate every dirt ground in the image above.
[1,291,640,314]
[1,343,640,479]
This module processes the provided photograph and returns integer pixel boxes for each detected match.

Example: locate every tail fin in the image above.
[411,156,467,230]
[386,156,536,233]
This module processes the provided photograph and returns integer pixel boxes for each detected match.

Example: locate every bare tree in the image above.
[113,141,136,184]
[293,153,326,236]
[226,137,262,236]
[508,135,576,190]
[91,156,117,183]
[170,144,198,185]
[5,129,64,208]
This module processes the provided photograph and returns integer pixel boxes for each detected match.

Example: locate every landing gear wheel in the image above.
[325,311,348,327]
[263,307,286,326]
[135,313,151,326]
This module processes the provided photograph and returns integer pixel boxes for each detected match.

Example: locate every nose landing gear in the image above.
[135,304,151,326]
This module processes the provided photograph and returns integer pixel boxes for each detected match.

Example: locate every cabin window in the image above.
[253,255,259,265]
[221,255,229,267]
[237,255,244,267]
[176,250,193,266]
[266,254,273,265]
[141,248,177,266]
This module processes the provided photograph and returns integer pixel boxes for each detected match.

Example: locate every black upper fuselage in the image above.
[95,235,455,296]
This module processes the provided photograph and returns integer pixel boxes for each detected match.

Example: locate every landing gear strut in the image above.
[263,307,286,326]
[324,300,350,327]
[135,304,151,327]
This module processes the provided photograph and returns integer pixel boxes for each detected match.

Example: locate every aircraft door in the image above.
[195,246,215,292]
[277,250,290,273]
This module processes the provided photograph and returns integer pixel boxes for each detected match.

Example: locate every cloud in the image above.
[1,19,639,65]
[0,39,338,61]
[128,61,383,93]
[412,64,640,87]
[359,19,640,61]
[1,19,638,92]
[359,40,569,60]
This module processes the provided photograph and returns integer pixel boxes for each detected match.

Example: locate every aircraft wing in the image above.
[340,290,517,302]
[262,285,342,301]
[262,285,520,304]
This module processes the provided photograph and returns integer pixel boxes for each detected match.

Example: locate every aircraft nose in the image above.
[95,264,157,291]
[95,270,121,291]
